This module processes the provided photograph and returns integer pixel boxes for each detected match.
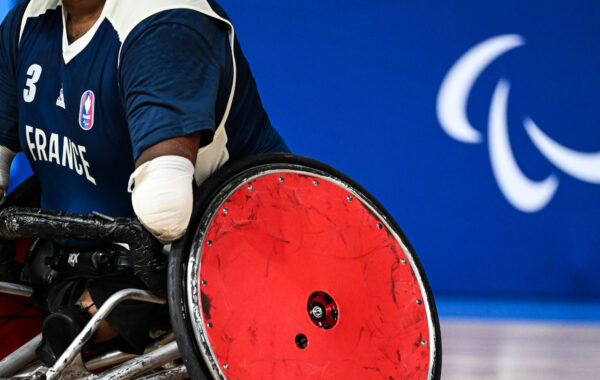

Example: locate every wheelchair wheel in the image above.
[169,153,441,380]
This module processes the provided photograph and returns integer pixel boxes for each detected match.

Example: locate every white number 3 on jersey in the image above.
[23,64,42,103]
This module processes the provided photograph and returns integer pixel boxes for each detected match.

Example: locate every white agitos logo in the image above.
[437,34,600,213]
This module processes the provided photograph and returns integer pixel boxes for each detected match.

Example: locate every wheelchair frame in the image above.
[0,153,442,380]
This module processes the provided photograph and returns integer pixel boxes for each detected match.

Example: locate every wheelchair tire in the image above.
[168,153,441,380]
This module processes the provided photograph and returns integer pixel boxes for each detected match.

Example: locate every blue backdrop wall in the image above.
[0,2,8,17]
[3,1,600,302]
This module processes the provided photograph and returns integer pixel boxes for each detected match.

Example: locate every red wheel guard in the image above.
[194,172,434,379]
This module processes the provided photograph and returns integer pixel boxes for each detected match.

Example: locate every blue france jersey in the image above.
[0,0,289,218]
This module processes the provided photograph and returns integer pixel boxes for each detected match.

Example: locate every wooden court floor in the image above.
[440,318,600,380]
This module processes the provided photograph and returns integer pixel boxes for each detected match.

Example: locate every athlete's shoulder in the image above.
[4,1,31,23]
[104,0,232,43]
[15,0,60,29]
[18,0,60,19]
[0,1,36,65]
[1,1,34,38]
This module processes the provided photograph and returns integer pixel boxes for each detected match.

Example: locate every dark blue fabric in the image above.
[17,10,133,217]
[225,36,290,157]
[1,2,288,220]
[120,9,290,160]
[120,14,224,160]
[0,1,28,151]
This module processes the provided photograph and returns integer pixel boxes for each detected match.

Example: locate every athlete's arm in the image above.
[0,146,16,199]
[135,133,201,168]
[120,13,227,242]
[127,133,201,243]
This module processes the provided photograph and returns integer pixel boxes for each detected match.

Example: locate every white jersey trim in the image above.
[19,0,61,44]
[61,6,108,64]
[194,123,230,185]
[104,0,236,183]
[19,0,236,183]
[19,0,108,64]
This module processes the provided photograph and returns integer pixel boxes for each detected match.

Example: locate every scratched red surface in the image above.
[199,173,431,379]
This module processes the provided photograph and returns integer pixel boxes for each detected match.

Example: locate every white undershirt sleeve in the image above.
[0,145,17,196]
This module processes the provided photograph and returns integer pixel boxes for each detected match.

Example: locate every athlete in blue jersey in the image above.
[0,0,289,364]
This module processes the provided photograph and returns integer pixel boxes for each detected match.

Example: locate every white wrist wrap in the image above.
[0,146,17,193]
[128,155,195,243]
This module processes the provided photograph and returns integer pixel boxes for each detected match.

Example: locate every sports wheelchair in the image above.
[0,153,441,379]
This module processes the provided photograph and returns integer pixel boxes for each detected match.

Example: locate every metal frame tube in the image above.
[0,207,165,294]
[0,281,33,297]
[90,341,180,380]
[85,332,175,370]
[85,351,136,371]
[135,364,188,380]
[45,288,165,380]
[0,333,41,377]
[11,362,45,378]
